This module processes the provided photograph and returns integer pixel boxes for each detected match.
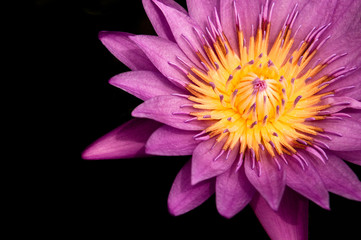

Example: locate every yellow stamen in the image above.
[183,6,334,160]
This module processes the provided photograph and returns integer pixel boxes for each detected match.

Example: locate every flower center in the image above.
[172,2,350,165]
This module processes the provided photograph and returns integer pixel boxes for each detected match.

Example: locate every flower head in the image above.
[83,0,361,239]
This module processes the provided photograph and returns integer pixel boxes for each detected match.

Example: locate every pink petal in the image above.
[321,69,361,101]
[310,118,361,151]
[130,35,192,88]
[270,0,361,46]
[168,160,215,216]
[146,125,199,156]
[308,1,361,100]
[142,0,187,41]
[219,0,237,53]
[153,0,205,69]
[109,71,184,101]
[333,150,361,166]
[132,95,209,131]
[319,97,361,114]
[98,31,157,71]
[216,163,255,218]
[186,0,219,31]
[191,137,238,185]
[343,109,361,122]
[311,151,361,201]
[220,0,262,53]
[269,0,334,44]
[251,188,309,240]
[284,154,330,209]
[245,151,286,210]
[268,1,361,102]
[82,119,161,160]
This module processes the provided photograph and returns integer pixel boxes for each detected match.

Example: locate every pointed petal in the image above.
[153,0,205,69]
[130,35,192,88]
[311,152,361,201]
[187,0,219,31]
[284,154,330,209]
[98,31,157,71]
[109,71,184,101]
[168,160,215,216]
[245,151,286,210]
[191,137,238,185]
[146,125,199,156]
[132,95,209,131]
[251,188,309,240]
[333,150,361,166]
[311,118,361,151]
[82,119,161,160]
[142,0,187,41]
[216,163,255,218]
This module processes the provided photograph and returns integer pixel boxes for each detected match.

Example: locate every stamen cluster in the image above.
[169,1,354,168]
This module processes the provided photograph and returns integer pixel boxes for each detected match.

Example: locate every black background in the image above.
[30,0,361,238]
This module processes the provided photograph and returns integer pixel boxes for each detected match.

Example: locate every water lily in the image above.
[82,0,361,239]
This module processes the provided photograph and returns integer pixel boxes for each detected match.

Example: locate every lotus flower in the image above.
[82,0,361,239]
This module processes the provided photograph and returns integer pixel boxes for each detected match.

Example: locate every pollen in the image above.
[177,2,343,163]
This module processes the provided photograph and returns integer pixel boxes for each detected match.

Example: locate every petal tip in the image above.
[190,172,204,186]
[98,30,109,41]
[131,107,145,118]
[167,204,180,216]
[108,75,122,88]
[217,209,236,219]
[81,144,106,160]
[317,194,331,210]
[167,197,188,216]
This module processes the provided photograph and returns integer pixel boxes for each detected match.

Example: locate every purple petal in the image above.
[311,1,361,100]
[130,35,192,88]
[219,0,237,53]
[142,0,187,41]
[168,160,215,216]
[132,95,209,131]
[82,119,161,160]
[153,0,204,69]
[216,163,255,218]
[146,125,199,156]
[311,151,361,201]
[342,109,361,122]
[98,31,157,71]
[187,0,219,31]
[284,154,330,209]
[269,1,334,44]
[333,150,361,166]
[319,97,361,114]
[270,0,360,45]
[109,71,184,101]
[220,0,262,54]
[269,1,361,101]
[310,118,361,151]
[321,69,361,101]
[251,188,309,240]
[191,137,238,185]
[245,151,286,210]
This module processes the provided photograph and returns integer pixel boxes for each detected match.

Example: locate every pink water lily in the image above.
[82,0,361,239]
